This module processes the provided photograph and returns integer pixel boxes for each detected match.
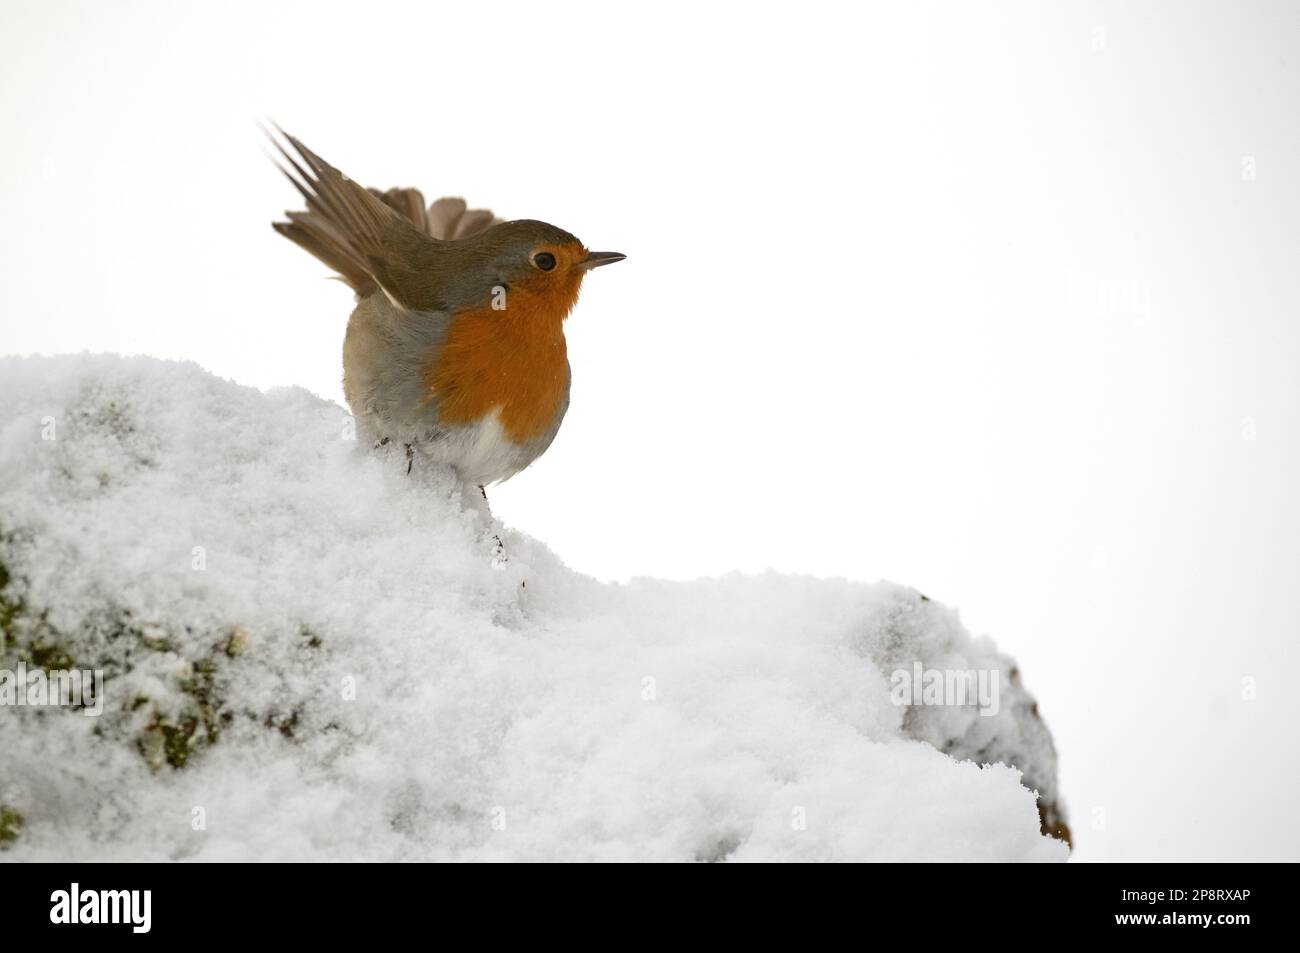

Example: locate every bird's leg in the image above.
[405,443,414,475]
[468,484,506,562]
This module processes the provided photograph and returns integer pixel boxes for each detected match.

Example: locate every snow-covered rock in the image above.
[0,354,1068,861]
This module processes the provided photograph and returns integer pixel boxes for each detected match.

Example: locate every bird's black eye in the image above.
[533,251,557,272]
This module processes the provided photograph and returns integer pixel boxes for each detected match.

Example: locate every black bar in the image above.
[0,861,1276,939]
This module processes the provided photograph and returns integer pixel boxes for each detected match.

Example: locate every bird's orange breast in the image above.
[426,273,581,443]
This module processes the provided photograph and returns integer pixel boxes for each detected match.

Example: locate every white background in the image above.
[2,0,1297,861]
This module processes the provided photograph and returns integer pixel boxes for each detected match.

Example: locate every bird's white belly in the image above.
[421,409,526,486]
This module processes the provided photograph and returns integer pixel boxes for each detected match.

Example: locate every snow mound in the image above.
[0,355,1068,861]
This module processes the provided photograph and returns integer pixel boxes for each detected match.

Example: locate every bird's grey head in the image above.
[436,219,624,312]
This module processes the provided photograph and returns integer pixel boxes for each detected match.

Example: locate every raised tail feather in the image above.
[267,126,501,297]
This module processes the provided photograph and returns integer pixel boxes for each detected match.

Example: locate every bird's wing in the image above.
[268,128,455,311]
[424,196,502,240]
[367,190,501,240]
[368,187,430,235]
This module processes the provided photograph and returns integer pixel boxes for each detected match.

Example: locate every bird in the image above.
[265,127,624,492]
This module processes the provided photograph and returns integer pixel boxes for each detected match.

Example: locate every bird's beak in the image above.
[579,251,627,270]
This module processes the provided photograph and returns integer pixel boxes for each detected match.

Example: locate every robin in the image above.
[266,128,624,492]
